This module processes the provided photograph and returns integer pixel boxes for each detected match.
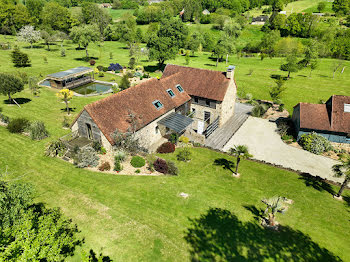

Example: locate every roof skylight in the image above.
[152,100,163,110]
[176,84,184,93]
[167,89,175,98]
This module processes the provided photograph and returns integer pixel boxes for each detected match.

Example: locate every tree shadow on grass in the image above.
[60,107,77,113]
[213,158,235,173]
[270,74,288,81]
[4,98,32,105]
[185,208,342,262]
[144,64,165,73]
[298,173,335,195]
[204,63,216,67]
[74,56,99,62]
[343,195,350,208]
[243,204,265,222]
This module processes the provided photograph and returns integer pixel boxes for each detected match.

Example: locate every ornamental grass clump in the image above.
[177,147,192,162]
[7,118,30,133]
[299,132,332,155]
[27,121,49,140]
[76,146,99,168]
[130,156,145,168]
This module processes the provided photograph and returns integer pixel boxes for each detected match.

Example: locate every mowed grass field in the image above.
[0,34,350,260]
[0,132,349,261]
[0,34,349,114]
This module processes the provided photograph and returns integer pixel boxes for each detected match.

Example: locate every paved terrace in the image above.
[223,117,342,184]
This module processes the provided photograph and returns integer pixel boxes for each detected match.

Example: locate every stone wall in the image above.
[219,78,236,126]
[75,110,102,142]
[134,109,176,152]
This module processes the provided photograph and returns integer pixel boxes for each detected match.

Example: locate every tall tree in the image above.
[17,25,41,48]
[260,30,280,58]
[81,2,111,35]
[332,0,350,14]
[229,145,253,175]
[332,154,350,198]
[69,24,100,57]
[0,73,24,102]
[26,0,44,25]
[147,18,188,66]
[41,2,71,32]
[56,89,74,115]
[40,30,56,51]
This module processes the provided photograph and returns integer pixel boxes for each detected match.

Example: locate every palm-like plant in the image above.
[332,154,350,198]
[229,145,253,174]
[261,196,287,226]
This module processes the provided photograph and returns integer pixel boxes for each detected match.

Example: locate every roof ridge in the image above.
[165,64,228,74]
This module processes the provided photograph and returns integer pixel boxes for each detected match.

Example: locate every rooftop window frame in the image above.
[176,84,184,93]
[166,88,175,98]
[152,100,163,110]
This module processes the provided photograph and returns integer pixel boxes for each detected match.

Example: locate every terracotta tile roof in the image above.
[161,64,231,101]
[298,95,350,134]
[81,77,191,144]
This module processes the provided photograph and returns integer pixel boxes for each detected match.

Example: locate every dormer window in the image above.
[344,104,350,113]
[152,100,163,110]
[167,89,175,98]
[176,84,184,93]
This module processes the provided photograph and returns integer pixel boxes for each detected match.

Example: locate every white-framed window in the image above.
[167,89,175,98]
[152,100,163,110]
[176,84,184,93]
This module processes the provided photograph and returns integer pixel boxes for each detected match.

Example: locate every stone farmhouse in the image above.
[292,95,350,144]
[71,65,237,152]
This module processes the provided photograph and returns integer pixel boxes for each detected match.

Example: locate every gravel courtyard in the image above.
[223,117,342,183]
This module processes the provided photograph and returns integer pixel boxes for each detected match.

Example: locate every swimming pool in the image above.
[72,82,113,95]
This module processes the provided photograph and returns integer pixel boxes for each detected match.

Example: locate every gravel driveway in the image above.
[223,117,342,183]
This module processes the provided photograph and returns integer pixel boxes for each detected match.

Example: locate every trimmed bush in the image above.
[114,158,123,171]
[45,140,67,157]
[98,161,111,171]
[299,132,333,155]
[89,59,96,66]
[177,147,192,162]
[115,150,126,161]
[97,65,104,71]
[0,108,10,124]
[153,158,168,174]
[76,146,99,168]
[169,133,179,144]
[27,121,49,140]
[167,160,178,176]
[157,142,175,154]
[7,118,30,133]
[135,169,141,174]
[130,156,145,168]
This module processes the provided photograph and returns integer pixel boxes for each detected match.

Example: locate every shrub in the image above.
[299,132,333,155]
[153,158,168,174]
[108,63,123,72]
[62,116,70,128]
[278,104,285,112]
[27,121,49,140]
[114,158,123,171]
[98,72,104,77]
[76,146,99,168]
[169,133,179,144]
[97,65,104,71]
[157,142,175,154]
[179,136,189,144]
[92,141,101,152]
[98,161,111,171]
[166,160,178,176]
[100,147,107,155]
[251,104,268,118]
[135,169,141,174]
[0,108,10,124]
[115,150,126,161]
[146,154,157,172]
[45,140,66,157]
[245,93,253,100]
[61,48,66,57]
[89,59,96,66]
[7,118,30,133]
[102,66,108,72]
[130,156,145,168]
[177,147,192,161]
[281,134,293,141]
[11,46,31,67]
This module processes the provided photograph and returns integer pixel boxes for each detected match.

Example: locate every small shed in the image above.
[202,9,210,15]
[251,16,269,25]
[46,66,94,89]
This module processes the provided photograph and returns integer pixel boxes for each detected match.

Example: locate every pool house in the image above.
[46,66,94,89]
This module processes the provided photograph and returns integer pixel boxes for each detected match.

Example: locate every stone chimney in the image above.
[227,65,235,79]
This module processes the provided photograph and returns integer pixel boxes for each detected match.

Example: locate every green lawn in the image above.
[1,35,349,115]
[303,1,335,13]
[0,34,350,261]
[0,131,349,261]
[108,9,134,21]
[284,0,327,14]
